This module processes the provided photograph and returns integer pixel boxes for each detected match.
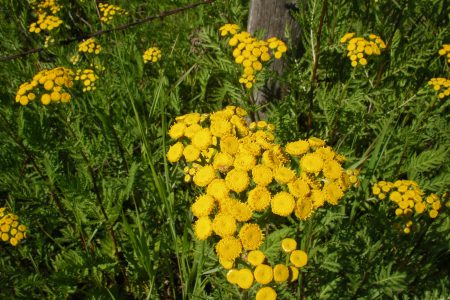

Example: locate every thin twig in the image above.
[0,0,216,62]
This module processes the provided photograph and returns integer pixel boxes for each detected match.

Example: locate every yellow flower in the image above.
[285,140,309,156]
[308,137,326,147]
[166,142,184,163]
[273,264,289,282]
[323,182,344,205]
[143,47,162,63]
[220,258,235,269]
[210,119,232,137]
[252,165,273,186]
[271,192,295,216]
[225,169,250,193]
[429,210,438,218]
[235,268,254,289]
[311,190,326,208]
[295,197,313,220]
[220,135,240,155]
[193,165,216,187]
[212,213,237,237]
[290,250,308,268]
[290,266,299,282]
[288,178,310,198]
[229,201,253,222]
[191,195,215,217]
[254,264,273,284]
[213,152,234,172]
[273,166,296,184]
[215,236,242,261]
[300,153,324,173]
[247,250,265,266]
[234,152,256,171]
[247,186,271,212]
[281,238,297,253]
[194,217,213,240]
[323,160,342,179]
[184,124,202,138]
[191,128,212,150]
[239,223,264,250]
[206,179,230,200]
[226,269,239,284]
[183,145,200,162]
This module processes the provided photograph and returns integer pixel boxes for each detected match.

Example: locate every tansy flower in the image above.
[192,128,212,150]
[256,287,277,300]
[210,119,232,137]
[281,238,297,253]
[234,152,256,171]
[295,197,313,220]
[273,264,289,282]
[235,269,254,289]
[183,145,200,162]
[273,166,296,184]
[288,178,310,198]
[220,258,235,269]
[213,152,234,172]
[194,216,213,240]
[247,250,265,266]
[308,137,326,147]
[178,112,201,125]
[207,179,230,200]
[311,190,326,208]
[166,142,184,163]
[254,264,273,284]
[323,182,344,205]
[239,223,264,250]
[184,123,202,138]
[212,213,237,237]
[247,186,271,211]
[290,250,308,268]
[252,164,273,186]
[300,153,324,173]
[229,202,253,222]
[226,269,240,284]
[290,266,299,282]
[215,236,242,261]
[193,165,216,187]
[271,192,295,216]
[323,160,342,179]
[191,194,215,217]
[225,169,250,193]
[220,135,240,155]
[285,140,310,156]
[143,47,162,63]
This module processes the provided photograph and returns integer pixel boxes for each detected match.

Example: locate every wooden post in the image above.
[247,0,300,108]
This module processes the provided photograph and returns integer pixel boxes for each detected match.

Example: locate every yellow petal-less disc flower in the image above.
[281,238,297,253]
[166,142,184,163]
[220,257,235,269]
[290,250,308,268]
[234,152,256,171]
[295,197,313,220]
[285,140,310,156]
[273,166,296,184]
[254,264,273,284]
[212,213,237,237]
[290,266,299,282]
[256,287,277,300]
[300,153,324,173]
[194,216,213,240]
[236,268,254,289]
[273,264,289,282]
[193,165,216,187]
[229,201,253,222]
[288,178,310,198]
[247,186,271,211]
[191,194,215,217]
[271,192,295,216]
[206,179,230,200]
[220,135,240,155]
[252,165,273,186]
[239,223,264,250]
[192,128,212,150]
[323,160,342,180]
[210,119,232,138]
[216,236,242,261]
[183,145,200,162]
[168,122,186,139]
[225,169,250,193]
[213,152,234,172]
[226,269,240,284]
[247,250,265,266]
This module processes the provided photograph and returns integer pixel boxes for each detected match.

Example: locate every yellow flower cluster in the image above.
[70,54,81,65]
[99,3,128,23]
[28,0,63,34]
[166,106,351,286]
[78,38,102,55]
[74,69,99,92]
[0,207,27,246]
[143,47,162,63]
[219,24,287,89]
[340,33,386,67]
[372,180,443,233]
[15,67,74,105]
[428,77,450,99]
[44,35,55,48]
[226,238,307,298]
[438,44,450,62]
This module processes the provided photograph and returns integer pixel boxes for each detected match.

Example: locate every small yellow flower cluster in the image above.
[166,106,352,292]
[15,67,74,105]
[372,180,443,233]
[340,33,386,67]
[143,47,162,63]
[44,35,55,48]
[438,44,450,62]
[74,69,99,92]
[28,0,63,34]
[0,207,27,246]
[344,169,360,187]
[78,38,102,55]
[226,237,307,298]
[70,54,81,65]
[99,3,128,23]
[219,24,287,89]
[428,77,450,99]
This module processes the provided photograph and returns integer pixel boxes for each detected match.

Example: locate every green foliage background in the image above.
[0,0,448,299]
